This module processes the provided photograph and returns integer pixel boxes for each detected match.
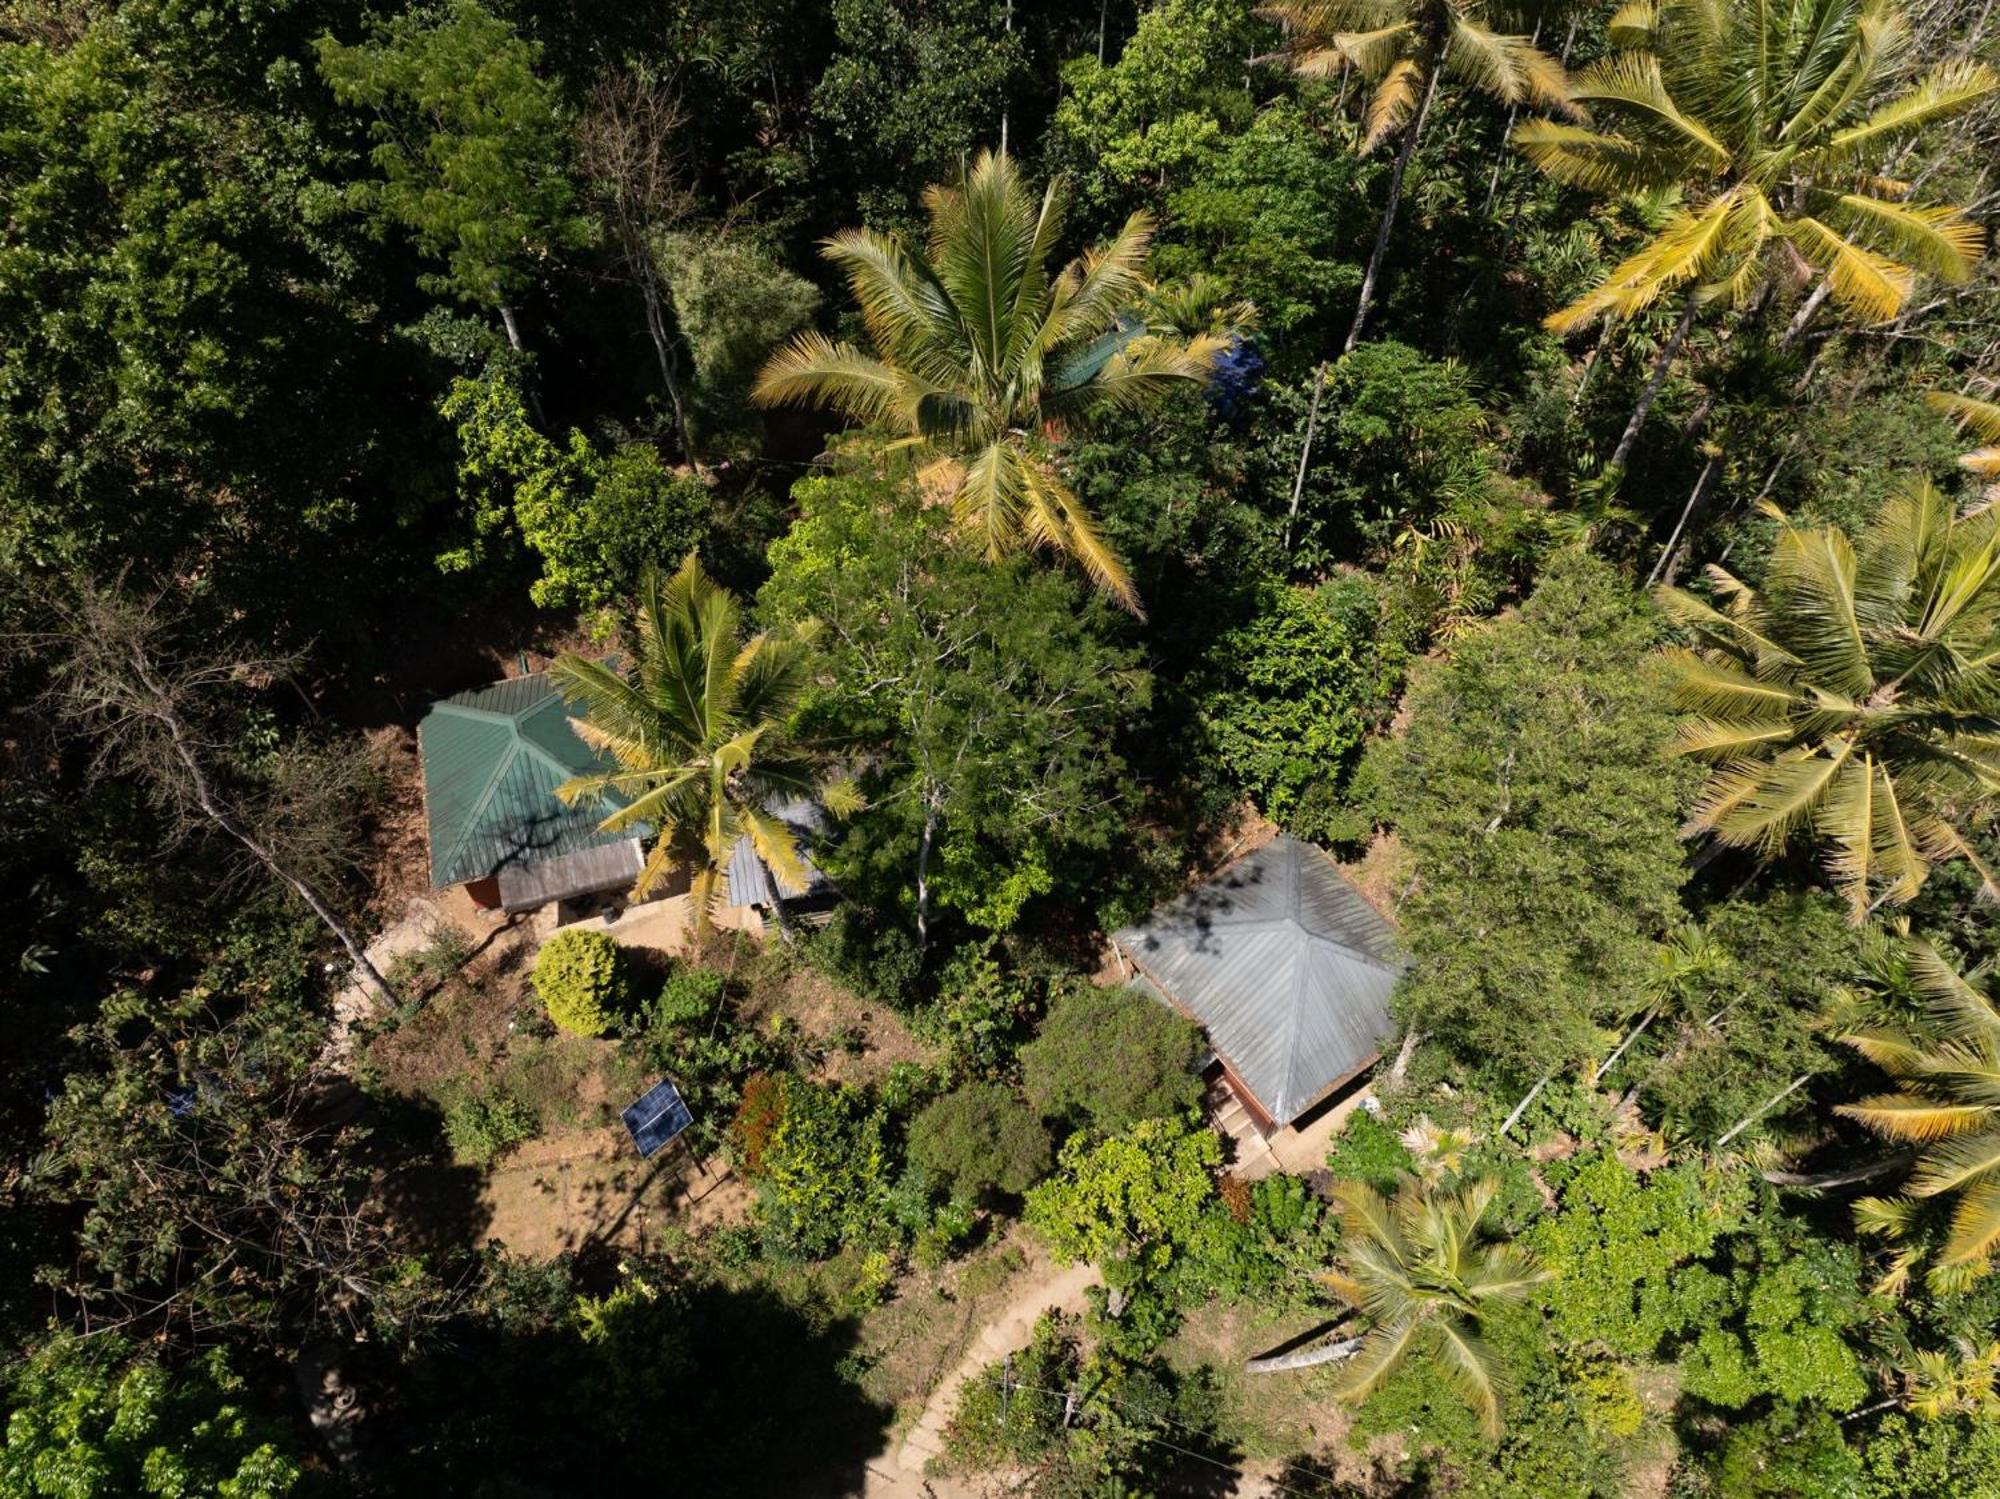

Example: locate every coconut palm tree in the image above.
[1656,481,2000,921]
[1929,389,2000,500]
[1839,940,2000,1281]
[1516,0,1995,471]
[1250,1175,1549,1437]
[752,149,1227,615]
[550,553,858,920]
[1260,0,1575,354]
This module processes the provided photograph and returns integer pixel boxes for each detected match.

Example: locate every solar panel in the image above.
[621,1078,694,1158]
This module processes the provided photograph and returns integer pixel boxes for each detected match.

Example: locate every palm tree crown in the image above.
[550,553,857,916]
[1321,1175,1549,1436]
[1841,940,2000,1276]
[1656,482,2000,920]
[1517,0,1995,333]
[1929,390,2000,497]
[1262,0,1572,153]
[752,149,1226,614]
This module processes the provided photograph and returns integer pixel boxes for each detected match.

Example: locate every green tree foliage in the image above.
[907,1082,1053,1198]
[759,450,1145,943]
[1636,893,1863,1144]
[1366,549,1696,1083]
[1188,576,1395,838]
[1518,0,1995,335]
[758,1076,892,1258]
[1154,100,1366,339]
[1658,482,2000,919]
[809,0,1022,225]
[32,963,441,1344]
[552,554,858,911]
[1045,0,1263,215]
[1026,1115,1220,1274]
[754,149,1227,611]
[1263,0,1572,350]
[1704,1403,1865,1498]
[1018,983,1204,1136]
[439,361,710,607]
[0,1335,300,1497]
[0,1,433,624]
[317,0,587,332]
[531,929,626,1036]
[1529,1153,1748,1359]
[1677,1232,1870,1412]
[655,230,819,452]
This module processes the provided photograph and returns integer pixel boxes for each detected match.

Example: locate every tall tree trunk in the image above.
[1646,275,1830,583]
[497,303,548,427]
[1647,452,1722,587]
[1606,284,1699,473]
[148,677,396,1005]
[1344,59,1443,355]
[1716,1072,1813,1148]
[1247,1333,1364,1374]
[1479,21,1542,215]
[1284,361,1329,551]
[639,274,697,464]
[1591,1006,1660,1086]
[999,0,1014,154]
[1570,318,1615,414]
[1500,1066,1557,1137]
[914,796,940,951]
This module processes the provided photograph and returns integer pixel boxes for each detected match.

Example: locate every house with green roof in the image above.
[417,673,646,914]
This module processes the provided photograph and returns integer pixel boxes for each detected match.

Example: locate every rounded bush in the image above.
[531,929,625,1036]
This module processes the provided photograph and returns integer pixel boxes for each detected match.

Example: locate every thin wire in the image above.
[989,1374,1354,1496]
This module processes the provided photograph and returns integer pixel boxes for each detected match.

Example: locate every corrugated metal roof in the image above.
[724,796,835,908]
[495,837,645,912]
[1113,835,1405,1125]
[418,673,639,889]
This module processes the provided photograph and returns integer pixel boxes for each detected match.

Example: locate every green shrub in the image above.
[532,929,626,1037]
[908,1082,1053,1197]
[1020,982,1204,1135]
[654,966,726,1032]
[443,1092,540,1165]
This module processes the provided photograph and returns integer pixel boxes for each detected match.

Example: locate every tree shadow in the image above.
[362,1091,494,1259]
[375,1274,894,1497]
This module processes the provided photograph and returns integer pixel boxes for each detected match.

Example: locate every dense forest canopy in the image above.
[4,0,2000,1494]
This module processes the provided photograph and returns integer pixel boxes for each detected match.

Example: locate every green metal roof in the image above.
[417,673,635,889]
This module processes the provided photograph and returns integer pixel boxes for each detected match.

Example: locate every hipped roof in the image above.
[1113,835,1405,1125]
[418,673,636,889]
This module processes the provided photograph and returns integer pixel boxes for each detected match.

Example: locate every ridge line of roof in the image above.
[432,729,526,883]
[1298,929,1403,975]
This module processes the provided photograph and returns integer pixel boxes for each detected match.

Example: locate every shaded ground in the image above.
[1158,1300,1409,1496]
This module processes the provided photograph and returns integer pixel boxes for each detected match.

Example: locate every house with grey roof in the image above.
[1112,834,1406,1137]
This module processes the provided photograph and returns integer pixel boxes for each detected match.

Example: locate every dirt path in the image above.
[857,1251,1099,1497]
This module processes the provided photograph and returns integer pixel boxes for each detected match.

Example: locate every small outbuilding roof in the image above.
[418,673,637,890]
[724,796,836,909]
[1113,835,1405,1126]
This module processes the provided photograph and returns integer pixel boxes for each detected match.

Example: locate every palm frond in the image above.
[1821,59,1999,161]
[1363,57,1424,153]
[1787,214,1916,320]
[1839,1095,1991,1142]
[1432,1320,1504,1438]
[1830,195,1983,283]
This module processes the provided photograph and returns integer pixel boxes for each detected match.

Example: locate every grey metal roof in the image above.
[495,837,644,913]
[1113,835,1405,1124]
[724,796,835,909]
